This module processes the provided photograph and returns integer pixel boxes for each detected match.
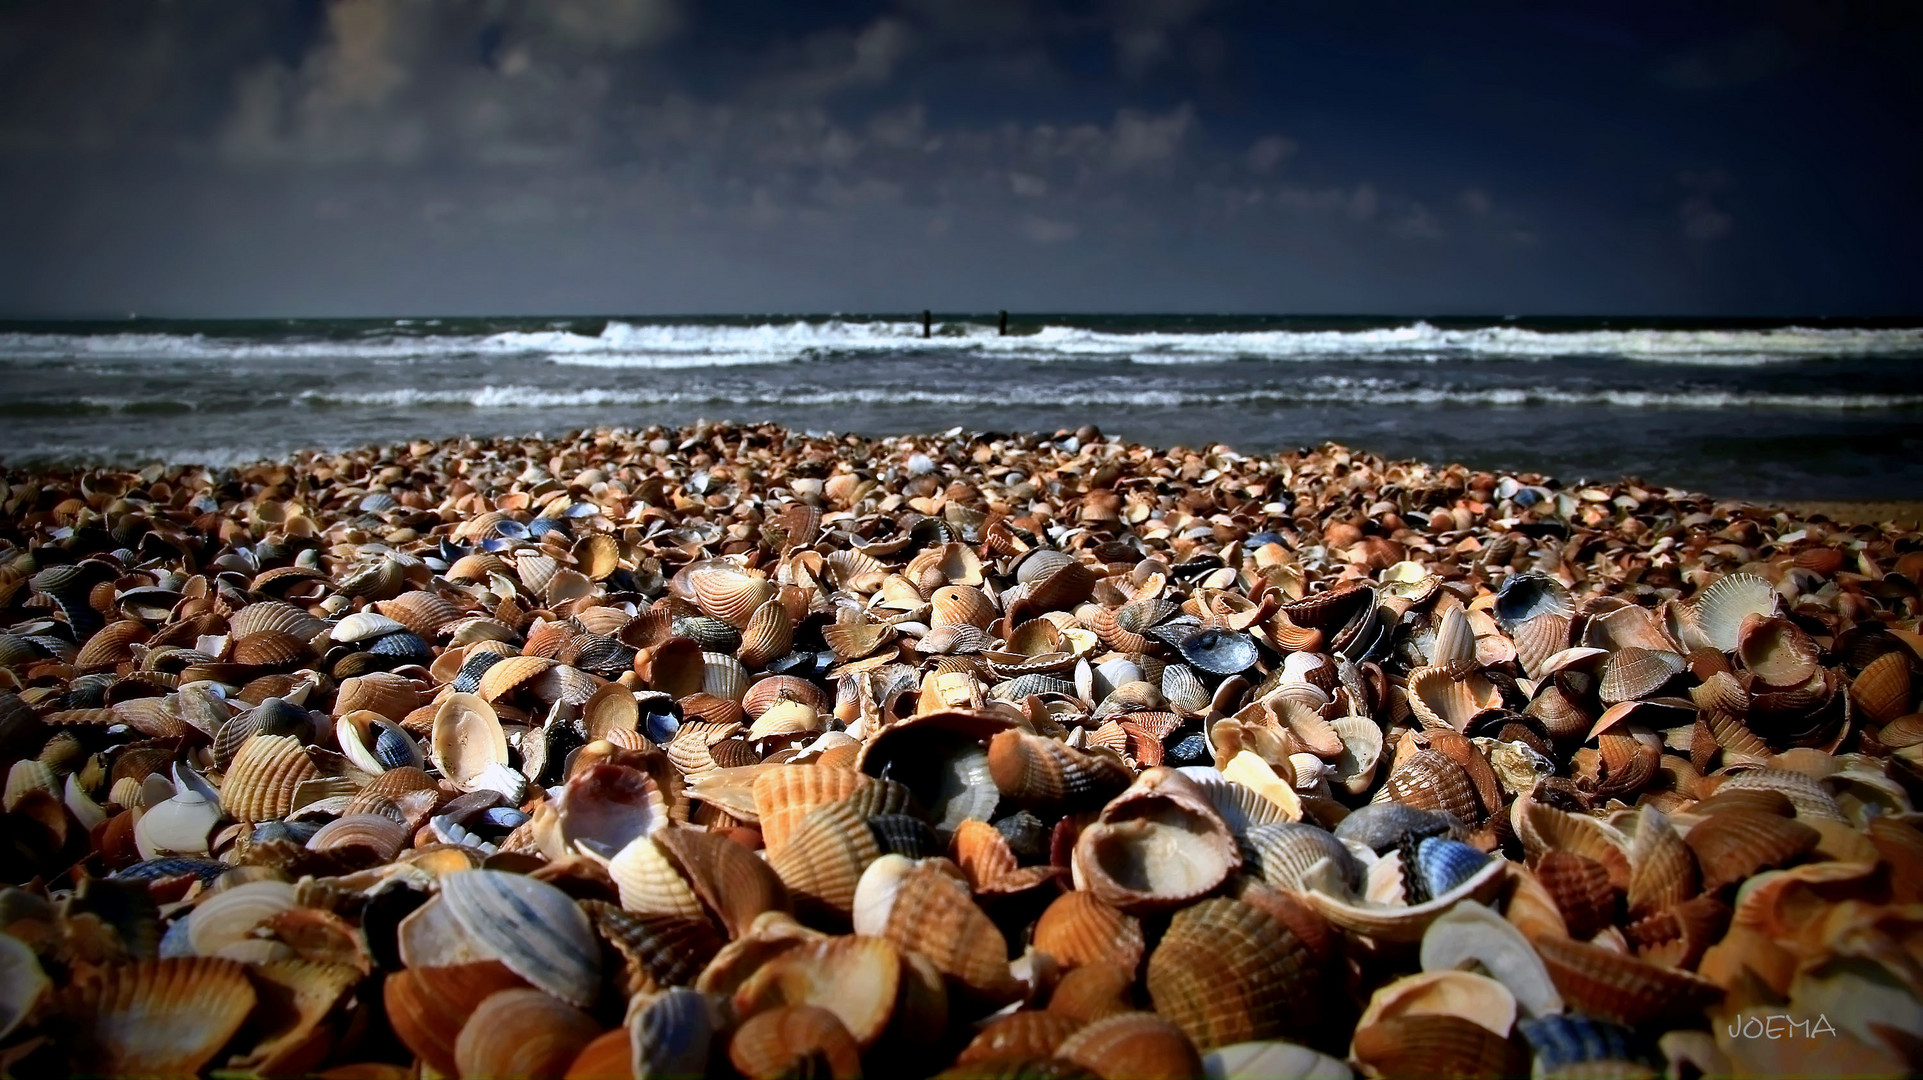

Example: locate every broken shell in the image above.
[729,1004,863,1080]
[1072,767,1241,913]
[1419,901,1563,1018]
[428,692,512,794]
[454,987,603,1080]
[55,957,258,1078]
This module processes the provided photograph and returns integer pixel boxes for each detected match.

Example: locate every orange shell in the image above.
[1055,1011,1203,1080]
[221,733,319,821]
[880,859,1020,1005]
[986,730,1132,811]
[1531,850,1618,941]
[1046,962,1137,1025]
[57,957,259,1078]
[453,988,602,1080]
[333,671,423,721]
[1350,1013,1530,1079]
[1533,935,1722,1026]
[1032,891,1145,973]
[732,934,902,1049]
[383,960,529,1075]
[1145,896,1323,1051]
[752,765,868,857]
[1682,808,1820,891]
[767,798,881,926]
[654,824,790,938]
[728,1004,863,1080]
[1850,652,1912,724]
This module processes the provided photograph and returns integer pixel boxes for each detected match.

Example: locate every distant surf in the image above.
[2,314,1920,500]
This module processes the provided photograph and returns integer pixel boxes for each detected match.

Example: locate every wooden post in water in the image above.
[922,310,932,338]
[999,310,1008,336]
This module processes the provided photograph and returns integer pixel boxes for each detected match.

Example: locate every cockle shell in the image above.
[384,960,529,1075]
[428,869,601,1007]
[1056,1011,1204,1080]
[428,691,512,794]
[728,1004,863,1080]
[1351,1013,1530,1079]
[1692,572,1776,653]
[1533,935,1722,1026]
[1032,890,1146,972]
[1146,896,1325,1050]
[955,1011,1083,1066]
[752,764,869,858]
[1354,970,1517,1042]
[1419,901,1563,1018]
[767,798,882,926]
[221,733,319,821]
[1682,808,1819,891]
[987,729,1133,811]
[455,988,603,1080]
[1072,767,1241,913]
[56,957,258,1078]
[854,855,1018,1004]
[732,934,902,1049]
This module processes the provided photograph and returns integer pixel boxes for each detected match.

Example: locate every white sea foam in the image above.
[291,384,1923,411]
[3,320,1921,367]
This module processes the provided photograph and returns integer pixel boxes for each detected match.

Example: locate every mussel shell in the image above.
[1176,629,1259,677]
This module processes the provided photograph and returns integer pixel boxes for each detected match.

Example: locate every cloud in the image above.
[1021,215,1079,244]
[1246,135,1297,174]
[1109,105,1194,169]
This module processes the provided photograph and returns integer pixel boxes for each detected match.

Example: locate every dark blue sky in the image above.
[2,0,1918,316]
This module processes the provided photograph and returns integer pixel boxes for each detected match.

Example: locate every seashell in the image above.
[376,589,465,638]
[1533,935,1722,1026]
[1598,646,1686,704]
[1032,890,1146,972]
[384,960,530,1075]
[1514,798,1630,887]
[1376,749,1481,824]
[1713,767,1846,821]
[1493,572,1572,628]
[689,562,777,629]
[1419,901,1563,1018]
[1350,1014,1530,1080]
[1736,615,1822,689]
[428,692,513,794]
[334,671,422,721]
[584,900,723,997]
[433,868,601,1007]
[606,833,708,921]
[654,823,790,937]
[1413,836,1490,899]
[1056,1011,1204,1080]
[333,611,407,643]
[1242,821,1363,894]
[1623,805,1697,919]
[335,709,422,774]
[181,879,299,956]
[550,762,666,856]
[1072,767,1241,913]
[732,934,902,1049]
[0,934,47,1044]
[214,695,310,769]
[455,988,603,1080]
[572,533,620,579]
[476,653,557,702]
[629,986,721,1080]
[1177,628,1258,676]
[307,812,410,863]
[752,764,869,857]
[1511,613,1573,679]
[1047,961,1137,1026]
[1200,1041,1352,1080]
[727,1004,863,1080]
[737,599,795,671]
[1300,848,1507,943]
[1850,651,1911,724]
[857,710,1011,838]
[1355,970,1516,1040]
[987,729,1133,811]
[1430,605,1479,680]
[1405,667,1501,732]
[931,585,999,629]
[701,650,751,702]
[858,856,1019,1004]
[1334,801,1456,853]
[1681,808,1819,891]
[1146,896,1325,1050]
[1530,850,1616,940]
[1691,572,1776,653]
[768,798,883,926]
[56,957,258,1078]
[956,1011,1082,1066]
[221,733,320,821]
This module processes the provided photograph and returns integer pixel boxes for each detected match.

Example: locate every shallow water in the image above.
[3,314,1920,500]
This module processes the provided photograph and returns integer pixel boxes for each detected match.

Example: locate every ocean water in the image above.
[1,314,1920,501]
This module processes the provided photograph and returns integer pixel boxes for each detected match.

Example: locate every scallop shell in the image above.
[987,729,1132,811]
[1242,821,1363,894]
[435,868,601,1008]
[56,957,258,1078]
[1033,890,1146,972]
[221,733,320,821]
[1146,896,1325,1051]
[1692,572,1777,653]
[455,988,603,1080]
[1056,1011,1204,1080]
[1376,749,1481,824]
[1599,647,1687,704]
[1072,767,1242,913]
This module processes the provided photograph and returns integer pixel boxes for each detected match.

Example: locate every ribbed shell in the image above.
[767,799,881,925]
[1032,890,1145,972]
[56,957,258,1078]
[221,733,318,821]
[986,729,1132,810]
[1682,808,1820,890]
[1146,897,1323,1051]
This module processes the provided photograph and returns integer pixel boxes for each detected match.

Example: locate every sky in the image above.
[1,1,1919,318]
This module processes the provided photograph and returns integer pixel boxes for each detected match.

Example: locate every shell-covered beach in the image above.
[0,421,1919,1079]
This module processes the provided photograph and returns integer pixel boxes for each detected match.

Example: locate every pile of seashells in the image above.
[0,421,1918,1079]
